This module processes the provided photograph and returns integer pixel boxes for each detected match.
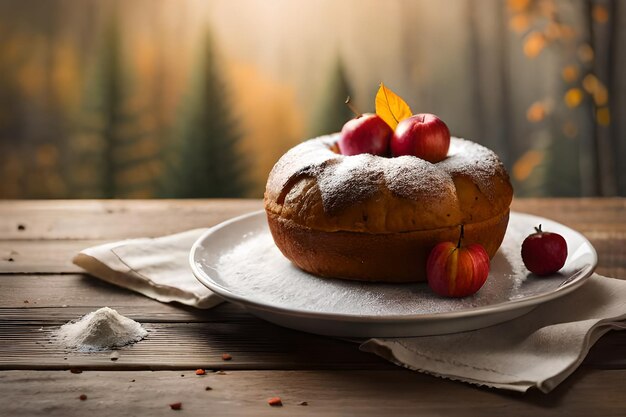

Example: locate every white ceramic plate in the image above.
[190,211,597,337]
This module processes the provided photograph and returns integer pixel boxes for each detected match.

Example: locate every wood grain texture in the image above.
[0,322,395,371]
[0,199,263,240]
[0,199,624,415]
[0,240,102,273]
[0,320,623,371]
[0,274,171,308]
[0,199,622,240]
[1,199,624,276]
[0,275,624,371]
[2,235,624,276]
[1,369,625,417]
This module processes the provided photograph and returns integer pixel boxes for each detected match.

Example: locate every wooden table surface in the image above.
[0,198,624,416]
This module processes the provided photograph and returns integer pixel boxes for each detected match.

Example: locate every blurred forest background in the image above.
[0,0,624,199]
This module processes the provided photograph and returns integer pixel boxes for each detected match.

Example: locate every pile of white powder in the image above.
[55,307,148,351]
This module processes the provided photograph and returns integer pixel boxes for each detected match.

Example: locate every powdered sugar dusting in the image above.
[213,213,581,317]
[318,154,383,212]
[266,134,341,200]
[267,135,505,212]
[437,138,504,199]
[54,307,148,352]
[382,156,455,200]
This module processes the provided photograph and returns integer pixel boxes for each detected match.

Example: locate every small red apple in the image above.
[338,113,392,156]
[521,225,567,275]
[426,231,490,297]
[391,113,450,162]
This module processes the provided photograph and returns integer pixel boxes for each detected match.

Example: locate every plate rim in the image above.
[190,210,597,324]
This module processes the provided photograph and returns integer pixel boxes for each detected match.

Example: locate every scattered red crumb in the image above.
[195,369,206,375]
[221,353,232,361]
[70,369,82,374]
[79,394,87,401]
[268,397,283,407]
[169,402,182,410]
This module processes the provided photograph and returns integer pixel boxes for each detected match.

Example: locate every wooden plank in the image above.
[0,240,102,273]
[0,321,396,371]
[0,274,624,370]
[510,198,626,230]
[3,239,621,278]
[0,274,166,308]
[0,319,623,371]
[0,274,274,322]
[0,369,625,416]
[0,273,252,322]
[0,199,263,240]
[0,199,623,241]
[2,273,626,322]
[0,198,623,275]
[0,306,239,324]
[2,228,625,276]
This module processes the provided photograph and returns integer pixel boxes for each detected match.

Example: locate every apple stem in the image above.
[457,224,464,248]
[345,96,361,118]
[535,224,542,233]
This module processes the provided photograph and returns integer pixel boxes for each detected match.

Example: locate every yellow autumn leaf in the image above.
[375,83,412,130]
[578,44,594,63]
[545,23,561,40]
[559,25,577,40]
[593,87,608,107]
[526,101,547,123]
[596,107,610,126]
[582,73,598,93]
[538,0,556,17]
[582,74,609,106]
[507,0,530,13]
[561,65,579,83]
[513,150,544,182]
[564,88,583,108]
[523,32,546,58]
[593,5,609,24]
[509,14,529,33]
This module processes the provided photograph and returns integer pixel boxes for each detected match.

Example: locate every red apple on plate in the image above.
[521,225,567,275]
[338,113,392,156]
[391,113,450,162]
[426,233,490,297]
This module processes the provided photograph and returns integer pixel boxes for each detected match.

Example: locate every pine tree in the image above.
[160,30,247,198]
[309,57,354,137]
[67,14,157,198]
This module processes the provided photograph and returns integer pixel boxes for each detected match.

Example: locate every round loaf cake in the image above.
[264,134,513,282]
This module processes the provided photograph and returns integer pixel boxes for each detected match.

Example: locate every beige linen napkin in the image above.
[73,229,221,309]
[73,230,625,393]
[359,275,626,393]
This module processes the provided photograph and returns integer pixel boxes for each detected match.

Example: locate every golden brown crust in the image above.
[264,134,513,282]
[267,209,510,282]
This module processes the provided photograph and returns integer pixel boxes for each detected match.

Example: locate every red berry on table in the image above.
[426,228,490,297]
[521,225,568,276]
